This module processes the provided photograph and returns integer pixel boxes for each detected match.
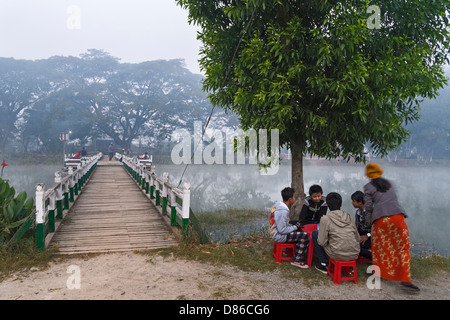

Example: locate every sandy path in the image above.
[1,251,449,300]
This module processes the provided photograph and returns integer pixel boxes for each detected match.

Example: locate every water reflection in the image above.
[156,161,449,257]
[1,165,62,200]
[3,161,448,257]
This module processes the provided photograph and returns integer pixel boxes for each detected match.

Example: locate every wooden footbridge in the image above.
[34,153,204,254]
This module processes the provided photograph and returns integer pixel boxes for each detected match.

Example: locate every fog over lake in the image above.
[3,159,449,257]
[155,160,450,257]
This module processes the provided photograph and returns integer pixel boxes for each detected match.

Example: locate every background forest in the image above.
[0,49,449,162]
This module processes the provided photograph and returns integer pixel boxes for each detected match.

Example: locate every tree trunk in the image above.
[290,140,305,221]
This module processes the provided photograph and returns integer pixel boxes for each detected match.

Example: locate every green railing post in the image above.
[56,200,63,219]
[171,206,177,226]
[47,188,56,233]
[69,187,74,202]
[48,209,55,233]
[162,197,167,213]
[64,191,69,210]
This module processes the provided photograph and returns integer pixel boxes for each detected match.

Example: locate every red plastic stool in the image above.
[356,255,372,264]
[327,259,358,284]
[356,249,372,264]
[272,242,296,263]
[302,224,318,267]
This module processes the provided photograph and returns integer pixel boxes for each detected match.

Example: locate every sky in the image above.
[0,0,203,74]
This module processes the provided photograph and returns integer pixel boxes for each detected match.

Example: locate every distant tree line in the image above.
[0,49,224,154]
[0,49,449,161]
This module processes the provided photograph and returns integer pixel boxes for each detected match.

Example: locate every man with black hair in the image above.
[270,187,310,268]
[298,184,328,225]
[351,191,372,260]
[311,192,361,274]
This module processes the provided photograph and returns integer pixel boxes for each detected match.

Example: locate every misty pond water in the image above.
[3,160,449,257]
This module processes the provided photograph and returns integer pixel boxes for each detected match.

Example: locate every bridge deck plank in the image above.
[50,163,177,254]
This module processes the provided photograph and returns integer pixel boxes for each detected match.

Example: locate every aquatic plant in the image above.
[0,178,34,244]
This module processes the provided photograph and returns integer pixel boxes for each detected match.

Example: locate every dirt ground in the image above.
[0,251,449,301]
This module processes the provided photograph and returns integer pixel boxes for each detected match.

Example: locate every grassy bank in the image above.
[1,235,449,287]
[1,210,448,286]
[0,241,61,282]
[144,235,450,287]
[194,208,269,243]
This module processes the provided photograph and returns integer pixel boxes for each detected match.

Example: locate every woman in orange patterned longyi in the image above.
[363,163,420,293]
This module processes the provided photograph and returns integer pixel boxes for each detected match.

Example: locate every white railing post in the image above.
[35,184,45,225]
[35,183,46,250]
[139,165,144,186]
[68,167,75,202]
[55,171,63,219]
[181,182,191,229]
[81,159,86,187]
[150,166,155,199]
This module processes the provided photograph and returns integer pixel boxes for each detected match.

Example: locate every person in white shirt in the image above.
[270,187,310,269]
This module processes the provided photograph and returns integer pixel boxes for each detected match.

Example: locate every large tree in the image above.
[11,51,204,152]
[72,58,208,151]
[0,58,52,152]
[177,0,450,217]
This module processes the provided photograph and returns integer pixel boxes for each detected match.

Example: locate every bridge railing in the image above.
[119,154,191,232]
[35,152,102,250]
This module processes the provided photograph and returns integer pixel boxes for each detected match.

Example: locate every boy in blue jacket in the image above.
[270,187,309,268]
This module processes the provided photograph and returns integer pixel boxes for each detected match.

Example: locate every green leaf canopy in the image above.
[178,0,450,160]
[177,0,450,210]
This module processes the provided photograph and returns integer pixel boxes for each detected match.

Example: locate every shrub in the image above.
[0,178,34,244]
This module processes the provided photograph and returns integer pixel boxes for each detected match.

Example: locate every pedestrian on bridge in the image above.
[108,143,114,161]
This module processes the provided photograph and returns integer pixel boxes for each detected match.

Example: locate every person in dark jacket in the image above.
[108,143,114,161]
[299,184,327,225]
[312,192,360,274]
[364,163,419,293]
[351,191,372,260]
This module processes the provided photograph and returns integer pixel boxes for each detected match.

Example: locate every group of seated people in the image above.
[269,184,371,273]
